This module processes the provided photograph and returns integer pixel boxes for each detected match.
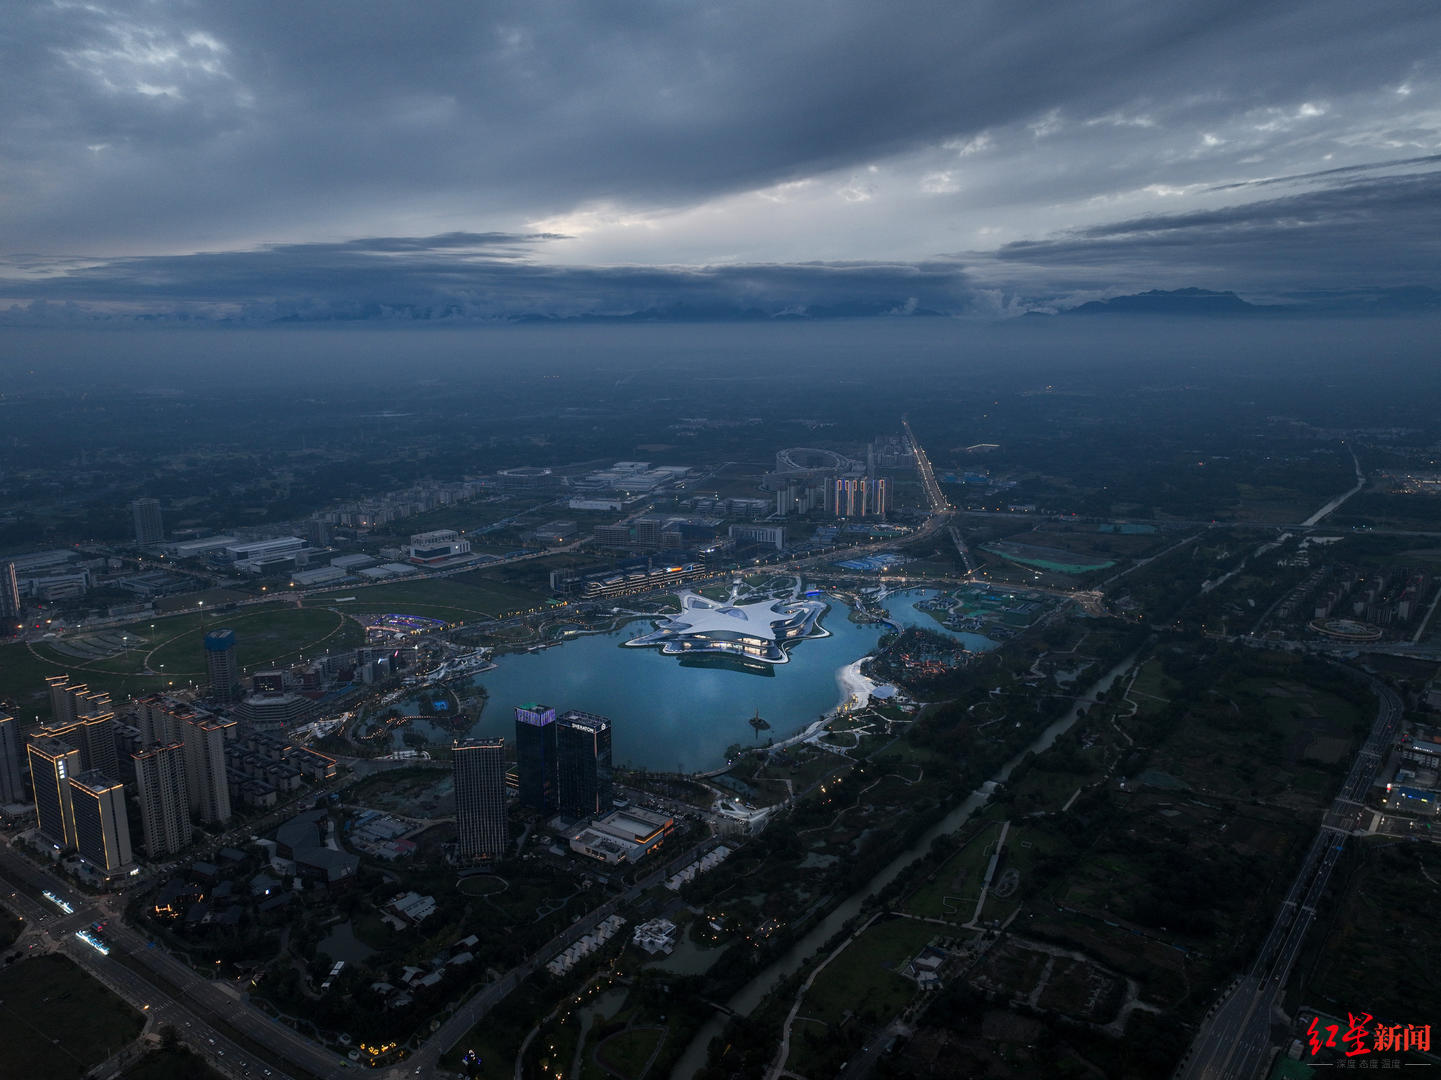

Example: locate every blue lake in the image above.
[448,589,994,772]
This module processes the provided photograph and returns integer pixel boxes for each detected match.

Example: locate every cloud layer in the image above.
[3,1,1440,318]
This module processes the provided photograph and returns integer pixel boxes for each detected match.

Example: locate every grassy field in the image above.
[904,820,1002,919]
[0,641,173,720]
[145,606,362,676]
[594,1026,664,1078]
[801,916,937,1025]
[123,1047,225,1080]
[1,604,362,717]
[0,954,143,1080]
[1307,840,1441,1027]
[311,575,546,621]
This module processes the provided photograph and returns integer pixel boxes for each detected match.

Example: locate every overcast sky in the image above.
[3,1,1438,321]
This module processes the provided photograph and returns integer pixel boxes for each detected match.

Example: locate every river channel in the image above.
[407,589,994,773]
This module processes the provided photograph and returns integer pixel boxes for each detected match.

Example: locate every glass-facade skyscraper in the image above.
[556,711,612,819]
[514,703,558,814]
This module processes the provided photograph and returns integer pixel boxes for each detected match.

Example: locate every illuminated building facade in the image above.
[453,738,508,861]
[556,711,612,819]
[831,475,889,518]
[625,591,829,665]
[40,677,118,779]
[569,807,674,865]
[28,737,81,847]
[514,704,558,814]
[68,770,132,872]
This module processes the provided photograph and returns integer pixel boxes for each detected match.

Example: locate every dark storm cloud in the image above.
[0,235,974,321]
[3,0,1437,253]
[992,167,1441,296]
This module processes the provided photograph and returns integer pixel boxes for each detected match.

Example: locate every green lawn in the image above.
[594,1026,664,1078]
[904,822,1002,919]
[0,641,173,721]
[312,576,545,621]
[0,954,143,1080]
[1,604,361,717]
[801,917,936,1026]
[145,606,361,676]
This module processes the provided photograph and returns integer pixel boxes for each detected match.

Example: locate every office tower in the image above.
[181,714,234,825]
[0,561,19,624]
[514,704,558,813]
[205,628,240,703]
[28,737,81,847]
[132,743,191,858]
[68,770,132,872]
[556,711,613,819]
[131,497,165,546]
[0,711,25,805]
[453,738,508,861]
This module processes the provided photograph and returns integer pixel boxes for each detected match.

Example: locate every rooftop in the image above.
[624,591,828,664]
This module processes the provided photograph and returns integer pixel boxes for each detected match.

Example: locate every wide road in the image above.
[1173,673,1400,1080]
[0,839,357,1080]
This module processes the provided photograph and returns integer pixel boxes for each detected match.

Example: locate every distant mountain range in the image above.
[1064,287,1259,315]
[1036,286,1441,318]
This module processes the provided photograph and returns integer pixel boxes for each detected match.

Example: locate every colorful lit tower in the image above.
[514,703,558,814]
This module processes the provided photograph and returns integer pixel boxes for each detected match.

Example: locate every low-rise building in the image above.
[569,807,674,865]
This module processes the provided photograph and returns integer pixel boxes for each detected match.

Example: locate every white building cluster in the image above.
[631,918,678,955]
[664,844,732,891]
[545,914,626,976]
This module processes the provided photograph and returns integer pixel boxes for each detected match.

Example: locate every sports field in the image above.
[310,575,546,621]
[1,604,363,720]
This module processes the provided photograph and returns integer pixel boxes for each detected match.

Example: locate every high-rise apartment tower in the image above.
[453,737,508,861]
[132,742,191,858]
[27,737,81,847]
[68,770,132,872]
[131,497,165,546]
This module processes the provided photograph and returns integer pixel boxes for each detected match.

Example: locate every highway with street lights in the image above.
[1172,673,1400,1080]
